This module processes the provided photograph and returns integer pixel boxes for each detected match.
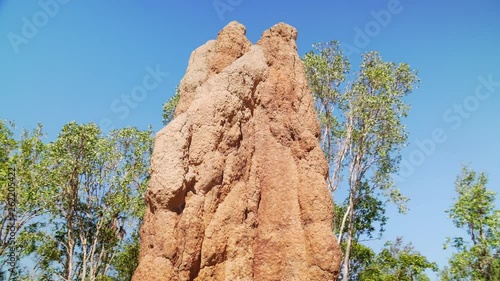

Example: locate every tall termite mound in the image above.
[133,21,342,281]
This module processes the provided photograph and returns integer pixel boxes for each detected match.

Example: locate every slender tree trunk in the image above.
[65,236,74,281]
[89,218,106,280]
[341,195,355,281]
[337,204,351,244]
[65,165,79,281]
[64,209,75,280]
[81,237,87,281]
[342,144,360,281]
[65,198,75,281]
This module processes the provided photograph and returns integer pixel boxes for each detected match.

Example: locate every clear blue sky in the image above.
[1,0,499,277]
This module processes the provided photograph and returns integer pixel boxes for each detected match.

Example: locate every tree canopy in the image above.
[1,121,152,281]
[303,41,420,280]
[441,166,500,281]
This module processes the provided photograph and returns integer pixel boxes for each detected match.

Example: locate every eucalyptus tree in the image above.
[303,41,350,187]
[19,122,152,281]
[0,120,49,278]
[303,42,419,280]
[334,183,388,280]
[359,237,438,281]
[441,166,500,281]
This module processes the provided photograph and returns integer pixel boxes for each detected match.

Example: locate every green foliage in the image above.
[15,122,153,280]
[441,165,500,281]
[334,184,388,242]
[358,237,438,281]
[303,42,419,280]
[0,120,49,273]
[303,41,349,164]
[0,120,16,202]
[348,51,418,209]
[162,86,181,125]
[303,42,419,208]
[111,232,140,281]
[340,241,376,281]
